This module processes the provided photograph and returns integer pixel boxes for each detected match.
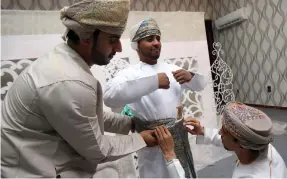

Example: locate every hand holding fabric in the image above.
[184,117,204,136]
[140,130,158,147]
[172,69,192,84]
[157,73,170,89]
[155,126,177,160]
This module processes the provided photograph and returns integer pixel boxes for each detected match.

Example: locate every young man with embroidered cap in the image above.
[104,18,207,178]
[184,102,286,178]
[1,0,157,178]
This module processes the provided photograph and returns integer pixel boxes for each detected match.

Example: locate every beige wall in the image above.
[1,0,217,19]
[2,10,206,42]
[119,11,206,41]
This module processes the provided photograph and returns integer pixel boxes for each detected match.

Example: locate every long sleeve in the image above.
[196,128,223,147]
[182,73,207,91]
[103,69,159,108]
[166,159,186,178]
[103,111,132,135]
[38,81,146,167]
[168,64,207,91]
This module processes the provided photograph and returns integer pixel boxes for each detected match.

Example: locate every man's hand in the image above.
[140,130,157,147]
[172,69,193,84]
[154,126,176,160]
[157,73,170,89]
[184,117,204,136]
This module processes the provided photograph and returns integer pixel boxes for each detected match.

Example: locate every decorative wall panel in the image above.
[1,58,36,100]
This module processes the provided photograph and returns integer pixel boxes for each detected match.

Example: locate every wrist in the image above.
[164,152,177,161]
[200,127,205,136]
[188,72,195,81]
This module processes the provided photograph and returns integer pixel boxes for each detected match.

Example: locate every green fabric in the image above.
[121,105,135,117]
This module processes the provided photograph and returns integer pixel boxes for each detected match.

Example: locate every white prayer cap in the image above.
[130,18,161,50]
[60,0,130,41]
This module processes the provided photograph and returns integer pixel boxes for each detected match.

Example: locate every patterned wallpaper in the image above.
[1,0,73,10]
[213,0,287,107]
[1,0,216,19]
[2,0,287,107]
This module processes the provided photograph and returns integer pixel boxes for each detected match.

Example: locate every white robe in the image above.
[195,128,287,178]
[104,61,206,178]
[1,43,146,178]
[166,159,186,178]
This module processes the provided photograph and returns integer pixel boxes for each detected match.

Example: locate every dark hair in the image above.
[92,29,100,47]
[67,29,100,45]
[67,30,80,45]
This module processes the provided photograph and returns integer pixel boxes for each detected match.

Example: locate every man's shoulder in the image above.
[117,64,140,75]
[28,53,98,90]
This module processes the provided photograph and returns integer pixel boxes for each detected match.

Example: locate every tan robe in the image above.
[1,43,146,178]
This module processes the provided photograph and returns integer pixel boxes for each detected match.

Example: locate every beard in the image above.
[91,43,115,66]
[92,51,108,66]
[90,30,114,66]
[140,47,161,60]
